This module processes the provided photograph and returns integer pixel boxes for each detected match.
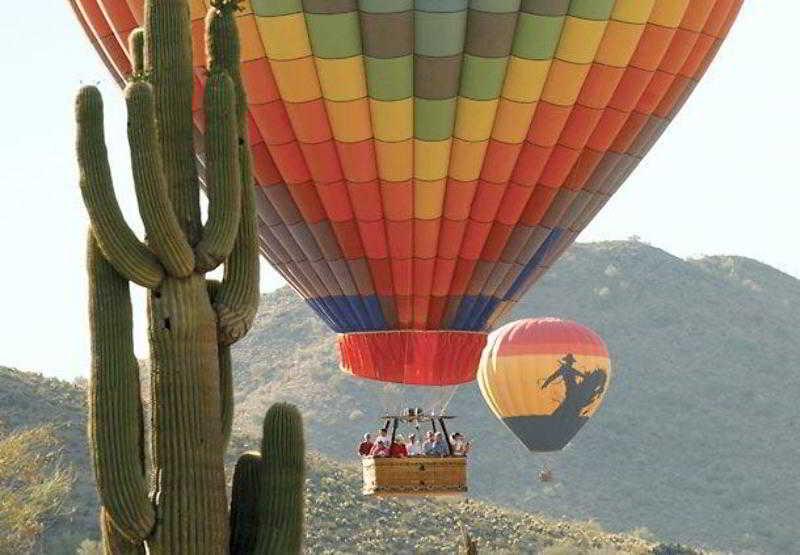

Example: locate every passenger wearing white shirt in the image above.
[405,433,423,456]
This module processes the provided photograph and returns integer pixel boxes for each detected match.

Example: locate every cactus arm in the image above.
[126,81,195,277]
[255,403,306,554]
[206,5,259,345]
[229,452,262,555]
[87,232,155,542]
[194,71,241,273]
[214,180,259,346]
[218,343,234,445]
[76,86,164,289]
[101,508,146,555]
[207,278,234,444]
[144,0,202,244]
[129,28,145,77]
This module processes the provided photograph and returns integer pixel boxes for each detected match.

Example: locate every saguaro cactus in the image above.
[77,1,303,553]
[229,404,306,555]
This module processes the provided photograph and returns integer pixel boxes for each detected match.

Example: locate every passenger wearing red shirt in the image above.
[369,439,390,458]
[358,433,373,458]
[389,434,408,458]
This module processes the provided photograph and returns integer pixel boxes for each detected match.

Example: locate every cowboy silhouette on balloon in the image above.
[541,353,607,423]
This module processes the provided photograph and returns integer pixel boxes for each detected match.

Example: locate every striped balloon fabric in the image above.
[70,0,741,385]
[478,318,611,451]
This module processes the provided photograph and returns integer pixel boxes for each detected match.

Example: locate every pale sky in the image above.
[1,2,796,381]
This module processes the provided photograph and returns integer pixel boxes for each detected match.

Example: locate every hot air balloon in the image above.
[478,318,611,451]
[68,0,742,391]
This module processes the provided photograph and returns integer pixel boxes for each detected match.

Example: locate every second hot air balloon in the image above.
[478,318,611,451]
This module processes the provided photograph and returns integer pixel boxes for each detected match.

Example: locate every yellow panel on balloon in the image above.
[315,57,367,102]
[449,139,489,182]
[649,0,691,28]
[236,16,265,62]
[492,99,537,143]
[256,14,311,60]
[375,140,413,182]
[454,98,499,142]
[502,58,551,103]
[595,20,647,68]
[325,98,372,143]
[370,99,413,142]
[414,179,446,220]
[541,60,591,106]
[612,0,656,24]
[556,17,608,65]
[268,58,321,103]
[414,140,452,181]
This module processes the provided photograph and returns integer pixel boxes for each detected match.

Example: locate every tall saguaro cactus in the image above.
[77,1,304,553]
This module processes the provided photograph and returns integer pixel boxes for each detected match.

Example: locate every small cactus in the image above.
[460,530,479,555]
[230,404,306,555]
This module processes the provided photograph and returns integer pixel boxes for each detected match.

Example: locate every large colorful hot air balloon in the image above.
[69,0,742,388]
[478,318,611,451]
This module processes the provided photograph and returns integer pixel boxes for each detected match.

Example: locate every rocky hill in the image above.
[231,241,800,554]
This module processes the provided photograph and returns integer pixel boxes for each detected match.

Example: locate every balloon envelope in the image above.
[478,318,611,451]
[69,0,740,385]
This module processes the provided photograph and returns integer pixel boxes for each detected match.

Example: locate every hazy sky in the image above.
[1,2,796,381]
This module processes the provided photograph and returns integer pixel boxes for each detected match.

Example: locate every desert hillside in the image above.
[232,240,799,554]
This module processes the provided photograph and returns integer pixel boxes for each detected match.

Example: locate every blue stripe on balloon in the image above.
[504,228,563,301]
[331,296,361,331]
[470,295,501,330]
[361,295,388,330]
[451,295,479,330]
[305,298,343,332]
[345,296,370,330]
[306,295,388,333]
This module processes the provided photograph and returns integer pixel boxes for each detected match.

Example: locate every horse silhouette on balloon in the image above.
[541,353,607,424]
[498,353,609,451]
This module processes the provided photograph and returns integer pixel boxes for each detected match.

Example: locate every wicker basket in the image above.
[362,457,468,496]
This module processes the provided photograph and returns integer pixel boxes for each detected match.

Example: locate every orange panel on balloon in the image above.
[316,181,353,222]
[470,181,507,223]
[579,64,626,108]
[358,220,388,259]
[496,184,536,226]
[414,220,441,259]
[284,100,331,144]
[241,59,280,104]
[511,144,551,187]
[381,180,413,221]
[442,180,478,221]
[300,141,343,184]
[480,140,524,184]
[436,220,468,259]
[250,101,294,145]
[330,220,364,260]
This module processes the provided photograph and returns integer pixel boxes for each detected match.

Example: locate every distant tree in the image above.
[0,424,73,553]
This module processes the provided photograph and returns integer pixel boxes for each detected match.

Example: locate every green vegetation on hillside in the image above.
[0,424,72,553]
